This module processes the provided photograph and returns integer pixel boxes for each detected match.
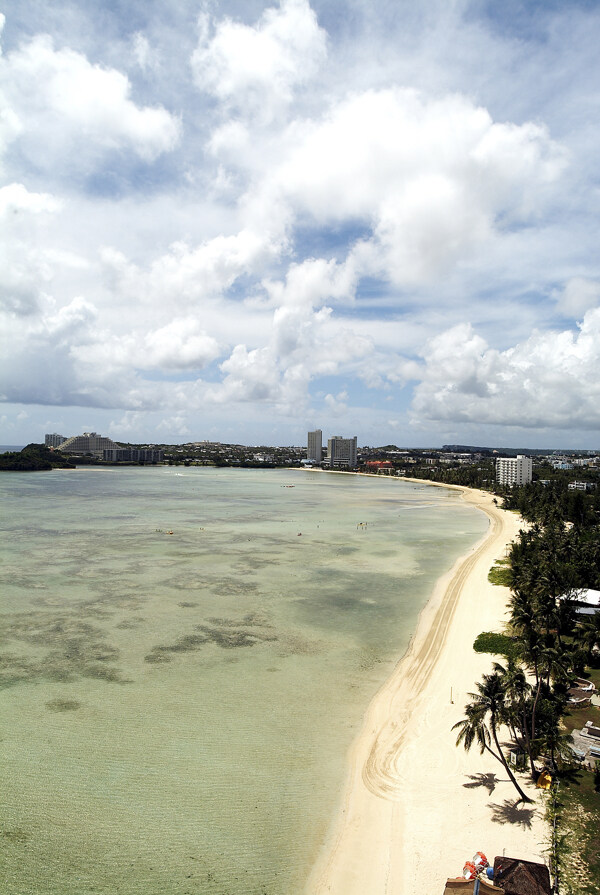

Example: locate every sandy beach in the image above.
[305,484,548,895]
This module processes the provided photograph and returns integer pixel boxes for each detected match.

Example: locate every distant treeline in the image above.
[402,460,496,488]
[0,444,75,471]
[499,476,600,527]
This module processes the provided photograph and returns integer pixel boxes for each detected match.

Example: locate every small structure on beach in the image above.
[444,854,552,895]
[492,857,552,895]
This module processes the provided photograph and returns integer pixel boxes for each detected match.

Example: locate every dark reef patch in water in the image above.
[233,554,275,572]
[1,604,130,687]
[164,572,259,597]
[1,828,29,845]
[0,572,47,590]
[207,612,272,628]
[211,577,258,597]
[45,698,81,712]
[115,617,146,629]
[144,615,277,663]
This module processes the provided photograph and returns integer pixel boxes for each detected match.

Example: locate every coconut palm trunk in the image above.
[453,671,532,804]
[488,714,532,803]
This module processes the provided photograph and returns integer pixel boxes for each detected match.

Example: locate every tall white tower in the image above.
[307,430,323,463]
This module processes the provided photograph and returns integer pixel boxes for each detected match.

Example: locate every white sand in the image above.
[305,485,548,895]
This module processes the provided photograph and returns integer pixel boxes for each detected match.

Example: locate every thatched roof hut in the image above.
[492,857,551,895]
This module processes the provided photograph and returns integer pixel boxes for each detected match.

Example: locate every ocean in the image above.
[0,467,487,894]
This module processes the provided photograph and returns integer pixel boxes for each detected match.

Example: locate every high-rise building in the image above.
[45,433,65,447]
[327,435,357,469]
[496,455,533,486]
[307,429,323,463]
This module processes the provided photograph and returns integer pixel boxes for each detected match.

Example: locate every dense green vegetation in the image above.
[487,558,512,587]
[500,474,600,527]
[455,475,600,892]
[402,459,496,488]
[0,443,75,471]
[473,631,519,661]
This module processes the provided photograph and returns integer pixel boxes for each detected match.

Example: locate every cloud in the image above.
[555,277,600,319]
[0,296,105,406]
[2,1,598,446]
[100,228,276,309]
[0,182,60,217]
[144,319,221,370]
[2,34,180,170]
[192,0,327,121]
[156,414,190,437]
[240,88,566,286]
[262,257,357,308]
[217,344,283,403]
[109,410,147,434]
[207,293,373,414]
[412,310,600,429]
[324,390,348,416]
[0,185,62,315]
[131,33,157,73]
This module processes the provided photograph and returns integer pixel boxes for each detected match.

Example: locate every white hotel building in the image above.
[496,454,533,486]
[327,435,358,469]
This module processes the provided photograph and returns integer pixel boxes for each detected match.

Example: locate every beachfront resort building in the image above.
[327,435,358,469]
[58,432,120,458]
[103,448,164,463]
[496,454,533,486]
[307,429,323,463]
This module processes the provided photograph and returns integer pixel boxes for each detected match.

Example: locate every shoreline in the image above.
[304,482,548,895]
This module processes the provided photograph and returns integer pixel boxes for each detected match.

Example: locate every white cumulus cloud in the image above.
[192,0,327,121]
[555,277,600,319]
[238,88,565,286]
[412,310,600,429]
[2,34,180,169]
[0,182,60,217]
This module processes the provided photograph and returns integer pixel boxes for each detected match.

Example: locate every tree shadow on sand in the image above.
[463,773,499,795]
[488,799,537,829]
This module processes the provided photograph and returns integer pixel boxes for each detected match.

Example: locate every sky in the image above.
[1,0,600,449]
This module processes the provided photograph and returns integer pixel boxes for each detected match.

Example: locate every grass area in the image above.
[487,558,512,587]
[473,631,520,661]
[556,665,600,894]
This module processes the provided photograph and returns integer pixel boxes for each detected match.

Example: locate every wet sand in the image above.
[305,485,548,894]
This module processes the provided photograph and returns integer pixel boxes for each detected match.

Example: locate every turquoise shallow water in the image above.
[0,467,487,894]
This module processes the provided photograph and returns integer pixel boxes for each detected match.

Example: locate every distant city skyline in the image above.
[2,1,600,450]
[2,431,600,454]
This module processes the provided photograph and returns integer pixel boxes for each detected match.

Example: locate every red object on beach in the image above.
[463,862,478,880]
[473,852,489,869]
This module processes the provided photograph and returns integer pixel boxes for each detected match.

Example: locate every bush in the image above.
[473,631,519,660]
[487,560,512,587]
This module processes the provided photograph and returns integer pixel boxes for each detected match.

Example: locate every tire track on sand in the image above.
[362,502,503,799]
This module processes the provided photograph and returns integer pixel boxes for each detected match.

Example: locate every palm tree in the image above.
[492,659,536,777]
[453,671,532,804]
